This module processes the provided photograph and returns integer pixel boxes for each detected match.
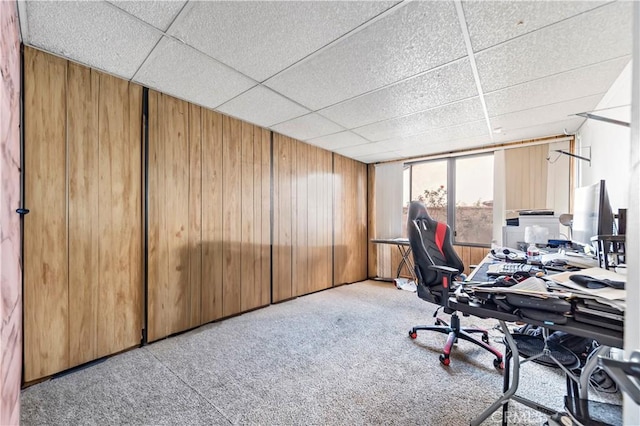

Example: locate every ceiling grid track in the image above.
[453,0,494,143]
[19,1,633,163]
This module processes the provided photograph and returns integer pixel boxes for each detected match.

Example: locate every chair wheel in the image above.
[494,358,504,369]
[482,333,489,343]
[439,354,450,366]
[409,331,417,339]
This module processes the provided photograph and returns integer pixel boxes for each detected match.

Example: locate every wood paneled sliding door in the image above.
[273,135,334,301]
[333,154,368,285]
[24,48,142,381]
[148,95,271,341]
[292,142,333,297]
[147,92,201,341]
[24,48,69,381]
[274,139,368,297]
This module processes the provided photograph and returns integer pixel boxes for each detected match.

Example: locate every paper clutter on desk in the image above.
[549,267,626,301]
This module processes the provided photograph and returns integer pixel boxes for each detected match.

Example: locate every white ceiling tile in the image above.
[270,114,345,141]
[462,1,607,52]
[353,97,484,142]
[489,95,603,132]
[24,0,162,79]
[393,145,433,158]
[307,131,370,151]
[484,57,630,117]
[21,0,632,164]
[353,151,403,164]
[383,120,490,149]
[476,1,633,93]
[394,133,493,158]
[216,86,310,128]
[107,1,187,32]
[318,59,477,129]
[334,141,397,158]
[265,1,466,110]
[395,144,449,158]
[445,136,496,152]
[133,37,256,110]
[167,1,398,82]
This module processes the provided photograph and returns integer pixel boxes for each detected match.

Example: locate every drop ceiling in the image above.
[18,0,633,164]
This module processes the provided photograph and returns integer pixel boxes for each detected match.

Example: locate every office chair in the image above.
[407,200,503,368]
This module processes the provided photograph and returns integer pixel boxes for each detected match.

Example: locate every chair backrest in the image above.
[407,201,464,288]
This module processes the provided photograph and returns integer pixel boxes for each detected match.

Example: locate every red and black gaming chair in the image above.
[407,200,503,368]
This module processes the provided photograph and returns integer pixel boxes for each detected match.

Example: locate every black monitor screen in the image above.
[572,180,614,246]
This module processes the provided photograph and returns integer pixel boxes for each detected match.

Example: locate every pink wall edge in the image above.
[1,0,23,424]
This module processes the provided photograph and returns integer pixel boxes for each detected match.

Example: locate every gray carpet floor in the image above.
[21,280,621,425]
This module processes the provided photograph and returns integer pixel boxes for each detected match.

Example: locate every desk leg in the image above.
[396,245,416,281]
[502,346,512,426]
[470,320,520,426]
[565,345,609,421]
[579,345,608,399]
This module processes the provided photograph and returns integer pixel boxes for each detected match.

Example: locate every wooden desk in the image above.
[371,238,416,282]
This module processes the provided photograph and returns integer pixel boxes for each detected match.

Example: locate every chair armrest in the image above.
[427,265,459,309]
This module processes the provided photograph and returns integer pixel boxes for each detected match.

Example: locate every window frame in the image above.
[408,153,493,248]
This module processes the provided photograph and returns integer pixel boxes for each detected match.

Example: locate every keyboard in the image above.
[487,262,533,276]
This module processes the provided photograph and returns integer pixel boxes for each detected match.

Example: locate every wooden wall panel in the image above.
[453,245,491,276]
[242,126,271,311]
[272,134,293,302]
[222,116,242,316]
[147,92,192,341]
[201,109,224,322]
[324,149,333,287]
[367,164,377,278]
[273,137,334,299]
[96,75,142,356]
[292,142,307,296]
[310,147,333,293]
[259,129,272,307]
[240,122,269,312]
[240,121,255,310]
[188,103,203,328]
[147,90,161,337]
[505,145,549,211]
[24,48,69,382]
[24,48,143,380]
[67,62,99,366]
[146,111,270,325]
[333,154,368,285]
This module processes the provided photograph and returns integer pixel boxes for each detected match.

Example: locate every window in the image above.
[411,159,448,223]
[406,154,494,246]
[455,155,494,245]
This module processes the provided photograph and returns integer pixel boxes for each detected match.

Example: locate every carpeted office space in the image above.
[2,1,640,425]
[19,280,623,425]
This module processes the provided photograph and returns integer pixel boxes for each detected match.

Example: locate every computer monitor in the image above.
[572,180,615,247]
